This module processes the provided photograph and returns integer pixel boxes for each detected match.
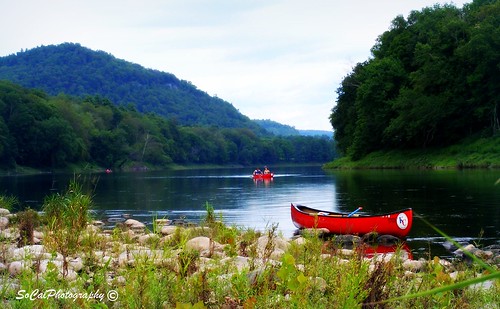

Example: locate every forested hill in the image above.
[330,0,499,160]
[0,43,262,131]
[0,81,336,170]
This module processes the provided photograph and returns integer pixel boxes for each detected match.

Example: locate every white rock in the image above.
[403,259,425,272]
[68,257,84,272]
[39,260,78,281]
[0,229,14,240]
[86,224,101,233]
[33,230,44,239]
[186,236,223,253]
[310,277,327,292]
[404,270,416,279]
[38,259,63,273]
[11,245,51,260]
[341,249,355,256]
[439,259,452,268]
[371,253,396,264]
[0,208,10,216]
[138,233,160,244]
[255,235,290,258]
[292,237,308,246]
[463,244,476,252]
[0,217,9,229]
[121,230,135,239]
[449,271,460,281]
[160,225,180,235]
[270,249,286,260]
[92,220,105,227]
[224,256,251,271]
[8,261,29,276]
[0,279,20,293]
[155,219,171,227]
[124,219,146,229]
[115,275,126,286]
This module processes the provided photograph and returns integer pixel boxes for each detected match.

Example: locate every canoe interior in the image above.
[295,204,410,217]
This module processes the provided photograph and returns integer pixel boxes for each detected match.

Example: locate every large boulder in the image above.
[124,219,146,230]
[185,236,224,254]
[11,245,53,261]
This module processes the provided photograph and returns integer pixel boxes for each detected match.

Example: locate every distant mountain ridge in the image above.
[0,43,264,131]
[254,119,332,137]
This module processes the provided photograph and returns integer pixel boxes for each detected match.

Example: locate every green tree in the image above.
[330,0,499,159]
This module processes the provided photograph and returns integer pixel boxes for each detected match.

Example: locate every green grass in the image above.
[325,135,500,169]
[1,192,499,308]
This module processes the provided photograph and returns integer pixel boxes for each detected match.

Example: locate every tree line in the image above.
[330,0,499,160]
[0,81,336,170]
[0,43,264,131]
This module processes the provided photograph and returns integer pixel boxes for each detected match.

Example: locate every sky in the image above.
[0,0,471,131]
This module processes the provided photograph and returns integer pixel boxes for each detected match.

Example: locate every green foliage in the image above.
[331,0,500,160]
[0,194,19,210]
[0,81,336,169]
[16,208,40,247]
[276,253,307,294]
[324,135,500,168]
[3,201,499,308]
[0,43,263,132]
[254,119,300,136]
[42,179,93,277]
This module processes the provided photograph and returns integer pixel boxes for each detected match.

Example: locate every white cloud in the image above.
[0,0,471,130]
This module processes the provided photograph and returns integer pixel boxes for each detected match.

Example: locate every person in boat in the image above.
[253,168,262,176]
[263,166,270,174]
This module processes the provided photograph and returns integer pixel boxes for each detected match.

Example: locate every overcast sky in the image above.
[0,0,470,131]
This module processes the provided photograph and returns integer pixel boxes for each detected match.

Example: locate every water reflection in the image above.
[1,166,499,258]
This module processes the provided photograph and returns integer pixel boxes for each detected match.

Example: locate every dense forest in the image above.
[0,43,264,131]
[330,0,499,160]
[0,81,336,170]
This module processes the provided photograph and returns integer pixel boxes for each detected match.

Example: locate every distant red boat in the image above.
[291,204,413,238]
[252,173,273,180]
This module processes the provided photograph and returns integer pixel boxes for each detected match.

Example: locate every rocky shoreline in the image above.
[1,207,498,307]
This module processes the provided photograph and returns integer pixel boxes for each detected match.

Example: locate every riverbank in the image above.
[324,136,500,169]
[0,205,498,308]
[0,162,324,177]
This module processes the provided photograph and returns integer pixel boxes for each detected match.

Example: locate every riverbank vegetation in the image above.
[328,0,499,167]
[324,135,500,169]
[0,81,335,172]
[0,186,498,308]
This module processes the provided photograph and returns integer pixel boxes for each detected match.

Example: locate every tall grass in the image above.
[1,191,498,308]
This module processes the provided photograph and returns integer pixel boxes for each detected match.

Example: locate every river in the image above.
[2,165,499,258]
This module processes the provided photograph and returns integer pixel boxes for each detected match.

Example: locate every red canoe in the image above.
[252,173,273,180]
[291,204,413,238]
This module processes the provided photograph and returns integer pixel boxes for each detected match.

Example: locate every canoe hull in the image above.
[253,173,273,180]
[291,204,412,238]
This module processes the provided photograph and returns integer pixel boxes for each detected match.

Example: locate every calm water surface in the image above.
[2,166,499,258]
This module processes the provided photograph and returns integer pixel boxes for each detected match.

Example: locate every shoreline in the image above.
[1,206,498,307]
[323,136,500,170]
